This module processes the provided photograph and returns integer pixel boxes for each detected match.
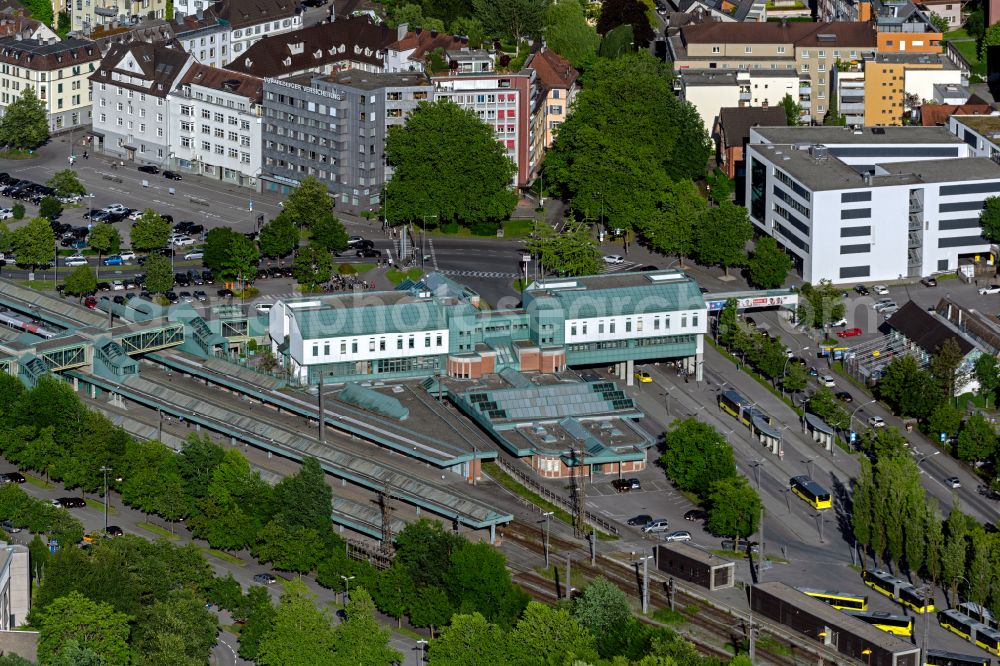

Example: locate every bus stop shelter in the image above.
[803,412,835,453]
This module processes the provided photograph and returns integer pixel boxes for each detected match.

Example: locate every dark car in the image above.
[138,165,160,174]
[357,248,381,258]
[835,391,854,403]
[105,525,124,537]
[627,514,652,526]
[854,284,870,296]
[721,538,759,553]
[684,509,708,522]
[175,273,191,287]
[187,224,204,235]
[202,270,215,284]
[253,573,277,585]
[611,478,641,493]
[921,276,938,287]
[217,288,234,298]
[355,239,375,250]
[638,265,659,272]
[165,291,179,303]
[1,472,25,484]
[978,484,1000,500]
[174,221,195,232]
[112,295,126,305]
[163,171,182,180]
[56,497,86,509]
[96,282,111,292]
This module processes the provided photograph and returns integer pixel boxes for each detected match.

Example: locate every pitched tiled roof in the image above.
[888,300,975,356]
[681,21,876,47]
[718,107,787,148]
[210,0,298,30]
[0,16,42,38]
[181,62,263,102]
[921,103,995,126]
[88,20,174,55]
[90,42,192,97]
[389,26,467,62]
[529,47,577,90]
[224,16,395,77]
[0,37,100,70]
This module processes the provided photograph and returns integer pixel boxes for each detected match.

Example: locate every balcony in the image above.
[841,102,865,114]
[94,5,118,16]
[799,85,812,96]
[909,214,922,232]
[739,91,751,102]
[908,231,921,249]
[909,196,923,213]
[799,97,812,109]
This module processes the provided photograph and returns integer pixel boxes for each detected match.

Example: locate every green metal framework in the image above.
[0,358,11,376]
[19,357,48,387]
[37,343,87,371]
[115,323,184,355]
[95,341,139,377]
[221,318,248,339]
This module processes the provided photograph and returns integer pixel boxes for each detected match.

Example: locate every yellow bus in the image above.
[790,475,832,510]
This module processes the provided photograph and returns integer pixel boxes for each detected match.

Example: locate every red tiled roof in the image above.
[921,103,995,126]
[681,21,877,46]
[389,27,466,62]
[180,62,263,102]
[529,47,578,90]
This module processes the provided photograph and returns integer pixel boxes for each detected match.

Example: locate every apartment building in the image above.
[0,37,100,134]
[430,49,541,187]
[224,17,397,79]
[69,0,168,36]
[677,69,798,132]
[171,11,230,67]
[669,22,877,123]
[527,47,578,148]
[168,64,263,188]
[90,42,194,163]
[919,0,965,28]
[948,115,1000,159]
[861,53,961,125]
[260,70,432,212]
[744,126,1000,283]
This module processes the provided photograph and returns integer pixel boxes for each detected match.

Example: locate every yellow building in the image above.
[860,53,960,125]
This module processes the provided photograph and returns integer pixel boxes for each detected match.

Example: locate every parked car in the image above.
[837,327,863,338]
[165,291,179,303]
[84,296,98,309]
[945,476,961,489]
[821,375,836,387]
[111,281,125,291]
[640,519,670,534]
[217,288,234,298]
[0,208,12,220]
[873,300,897,312]
[979,285,1000,295]
[868,415,886,428]
[163,171,182,180]
[103,255,124,266]
[612,478,641,493]
[173,236,196,247]
[64,255,88,267]
[0,520,20,534]
[872,284,889,295]
[603,255,624,264]
[854,284,870,295]
[347,236,365,247]
[663,530,692,543]
[835,391,854,403]
[105,525,124,537]
[921,276,938,287]
[193,290,208,302]
[119,250,136,262]
[253,573,277,584]
[978,484,1000,500]
[627,514,652,526]
[138,165,160,174]
[56,497,86,509]
[175,273,191,286]
[1,472,24,484]
[684,509,708,522]
[183,250,204,260]
[721,539,759,553]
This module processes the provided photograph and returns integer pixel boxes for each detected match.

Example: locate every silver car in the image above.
[640,519,670,534]
[663,530,692,542]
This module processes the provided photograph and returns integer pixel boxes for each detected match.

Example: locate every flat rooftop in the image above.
[680,69,799,85]
[752,143,1000,190]
[321,69,430,90]
[952,115,1000,148]
[528,269,695,293]
[875,52,956,67]
[751,125,965,145]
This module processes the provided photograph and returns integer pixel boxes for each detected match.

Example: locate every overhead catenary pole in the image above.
[317,369,325,443]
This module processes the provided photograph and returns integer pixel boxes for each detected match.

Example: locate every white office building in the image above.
[745,126,1000,283]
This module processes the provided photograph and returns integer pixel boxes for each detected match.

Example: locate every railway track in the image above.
[501,520,804,666]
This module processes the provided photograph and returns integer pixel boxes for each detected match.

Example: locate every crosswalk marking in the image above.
[440,269,520,279]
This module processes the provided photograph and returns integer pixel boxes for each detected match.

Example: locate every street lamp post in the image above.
[416,639,427,665]
[850,398,879,433]
[813,512,825,543]
[802,457,815,479]
[421,215,437,267]
[541,511,553,569]
[340,575,355,605]
[99,466,111,532]
[750,460,763,491]
[639,555,653,614]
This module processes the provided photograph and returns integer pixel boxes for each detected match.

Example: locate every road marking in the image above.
[428,238,439,270]
[440,269,519,279]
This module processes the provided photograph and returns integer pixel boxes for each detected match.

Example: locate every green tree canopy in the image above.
[796,279,846,329]
[258,213,299,258]
[780,93,801,126]
[957,413,997,462]
[130,210,170,253]
[446,541,527,626]
[395,519,464,588]
[572,577,632,644]
[310,214,349,253]
[221,234,260,284]
[508,601,598,665]
[37,591,131,666]
[596,0,654,47]
[637,178,705,262]
[330,587,401,666]
[142,253,173,294]
[203,227,239,274]
[694,201,752,275]
[281,176,332,228]
[427,612,509,666]
[980,196,1000,244]
[0,87,48,150]
[273,456,332,535]
[472,0,545,42]
[982,22,1000,61]
[12,216,55,270]
[257,580,337,666]
[747,236,792,288]
[806,386,850,430]
[660,418,735,499]
[47,169,86,197]
[385,100,517,227]
[64,265,97,297]
[291,245,333,289]
[878,355,943,420]
[543,0,599,67]
[930,337,965,399]
[707,476,762,539]
[88,223,122,263]
[38,196,62,220]
[523,216,601,277]
[976,353,1000,407]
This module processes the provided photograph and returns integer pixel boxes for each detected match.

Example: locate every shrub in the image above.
[12,203,24,219]
[470,221,499,236]
[338,263,357,275]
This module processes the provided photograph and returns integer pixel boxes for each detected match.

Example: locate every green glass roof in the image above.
[522,271,705,318]
[338,383,410,421]
[290,297,473,339]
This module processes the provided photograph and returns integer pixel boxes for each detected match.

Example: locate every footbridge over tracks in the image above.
[66,368,513,540]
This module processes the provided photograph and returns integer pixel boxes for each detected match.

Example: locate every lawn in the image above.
[23,474,52,490]
[138,521,179,540]
[202,547,245,566]
[16,280,58,290]
[0,149,37,160]
[84,498,117,514]
[502,219,534,238]
[385,267,423,285]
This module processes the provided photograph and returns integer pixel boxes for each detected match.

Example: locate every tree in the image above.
[330,587,401,666]
[450,17,485,47]
[257,580,337,666]
[291,245,333,289]
[942,501,968,605]
[543,0,599,67]
[966,6,985,41]
[12,216,54,272]
[928,402,963,444]
[203,227,239,274]
[524,217,601,277]
[407,585,453,637]
[852,458,874,569]
[660,418,735,498]
[931,337,965,398]
[446,541,527,626]
[0,87,48,150]
[310,214,349,254]
[140,253,172,294]
[928,11,950,33]
[747,236,791,288]
[472,0,546,42]
[975,354,1000,407]
[957,413,997,462]
[221,234,260,284]
[47,169,86,197]
[47,641,103,666]
[981,196,1000,244]
[38,196,62,220]
[694,202,752,275]
[782,361,809,396]
[707,476,762,539]
[982,21,1000,61]
[369,563,414,628]
[807,387,850,430]
[967,528,993,605]
[37,591,131,666]
[395,519,464,588]
[281,176,332,228]
[258,214,299,259]
[130,210,171,253]
[508,601,598,665]
[717,299,739,348]
[273,456,332,535]
[572,577,632,644]
[64,265,97,297]
[385,100,517,227]
[88,223,121,269]
[237,587,275,661]
[130,588,218,666]
[427,612,509,666]
[779,93,801,126]
[878,356,943,420]
[796,279,846,329]
[638,178,705,263]
[28,532,49,582]
[923,500,944,586]
[596,0,654,47]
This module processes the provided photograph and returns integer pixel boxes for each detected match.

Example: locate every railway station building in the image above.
[267,269,708,385]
